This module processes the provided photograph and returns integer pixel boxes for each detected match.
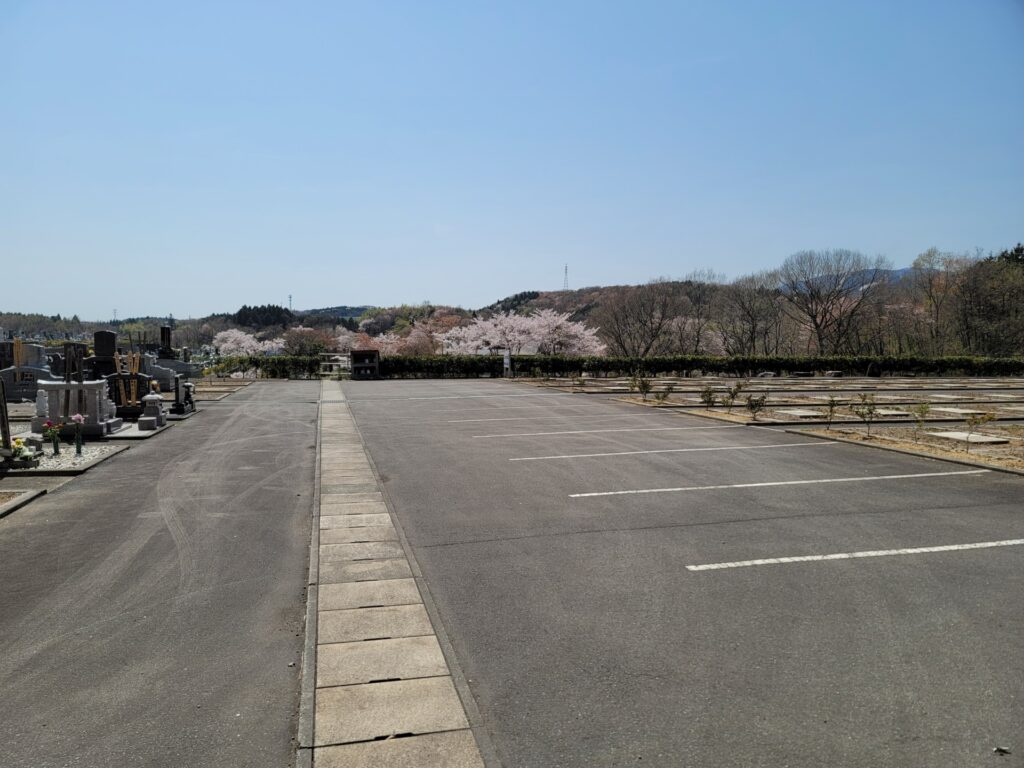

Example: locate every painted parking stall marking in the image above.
[569,469,990,498]
[511,441,836,462]
[687,538,1024,572]
[475,424,747,439]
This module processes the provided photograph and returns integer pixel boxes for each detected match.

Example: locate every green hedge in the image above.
[379,354,1024,378]
[211,354,1024,379]
[212,355,321,378]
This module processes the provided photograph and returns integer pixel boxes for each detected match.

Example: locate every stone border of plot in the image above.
[0,445,129,477]
[646,403,1024,429]
[102,423,173,441]
[0,488,46,519]
[296,381,492,768]
[786,428,1024,478]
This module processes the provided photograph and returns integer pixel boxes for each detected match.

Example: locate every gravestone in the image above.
[169,378,196,415]
[0,378,11,455]
[0,341,15,370]
[159,326,175,359]
[106,352,154,418]
[84,331,119,379]
[30,380,123,436]
[0,340,54,401]
[61,343,88,419]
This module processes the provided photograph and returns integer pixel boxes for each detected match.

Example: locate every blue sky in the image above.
[2,1,1022,320]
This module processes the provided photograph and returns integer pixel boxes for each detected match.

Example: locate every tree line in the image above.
[594,246,1024,358]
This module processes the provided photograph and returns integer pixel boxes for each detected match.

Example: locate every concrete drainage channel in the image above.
[297,380,485,768]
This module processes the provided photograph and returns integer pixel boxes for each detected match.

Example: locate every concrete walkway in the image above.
[299,380,484,767]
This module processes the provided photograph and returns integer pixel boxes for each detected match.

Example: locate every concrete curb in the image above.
[0,445,129,477]
[296,392,323,755]
[0,488,46,519]
[786,428,1024,478]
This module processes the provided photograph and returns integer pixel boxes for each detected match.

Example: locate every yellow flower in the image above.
[13,438,23,447]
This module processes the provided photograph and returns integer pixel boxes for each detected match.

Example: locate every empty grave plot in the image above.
[577,375,1024,427]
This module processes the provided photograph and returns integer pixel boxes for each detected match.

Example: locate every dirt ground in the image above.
[805,425,1024,472]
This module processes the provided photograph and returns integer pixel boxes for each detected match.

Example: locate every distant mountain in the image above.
[295,305,375,319]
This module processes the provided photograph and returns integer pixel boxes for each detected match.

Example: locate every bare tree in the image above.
[719,270,785,355]
[594,280,681,357]
[911,248,965,355]
[778,249,892,355]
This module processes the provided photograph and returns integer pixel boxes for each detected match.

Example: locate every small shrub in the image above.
[964,412,996,453]
[722,381,747,413]
[852,393,878,437]
[700,385,717,410]
[745,392,768,421]
[911,402,930,442]
[654,382,675,404]
[635,373,653,401]
[824,395,839,430]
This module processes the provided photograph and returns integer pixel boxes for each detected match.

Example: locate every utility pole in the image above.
[289,294,293,311]
[563,264,569,291]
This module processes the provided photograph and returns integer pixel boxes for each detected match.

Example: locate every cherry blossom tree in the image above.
[213,329,276,355]
[438,311,604,355]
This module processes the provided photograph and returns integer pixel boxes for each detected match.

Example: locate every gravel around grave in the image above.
[0,491,20,505]
[30,443,124,470]
[806,426,1024,472]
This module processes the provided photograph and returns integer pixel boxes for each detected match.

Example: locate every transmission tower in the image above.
[563,264,569,291]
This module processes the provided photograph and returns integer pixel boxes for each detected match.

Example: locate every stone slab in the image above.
[320,501,388,515]
[927,431,1009,444]
[321,541,406,562]
[318,604,434,644]
[776,408,821,418]
[320,559,414,584]
[316,635,448,687]
[321,474,376,485]
[320,526,398,544]
[314,677,469,746]
[314,730,484,768]
[320,513,393,529]
[931,407,986,415]
[319,578,422,610]
[322,483,380,495]
[875,409,909,416]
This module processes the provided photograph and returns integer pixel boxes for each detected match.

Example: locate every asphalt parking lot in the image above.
[345,379,1024,768]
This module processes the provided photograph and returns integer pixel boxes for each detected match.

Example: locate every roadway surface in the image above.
[0,381,316,768]
[345,379,1024,768]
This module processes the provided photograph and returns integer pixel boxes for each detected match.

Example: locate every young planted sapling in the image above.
[700,385,717,410]
[911,402,930,442]
[852,393,878,437]
[745,391,768,421]
[963,412,996,453]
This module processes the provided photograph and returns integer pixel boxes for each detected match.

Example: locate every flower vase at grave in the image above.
[71,414,85,456]
[52,435,60,455]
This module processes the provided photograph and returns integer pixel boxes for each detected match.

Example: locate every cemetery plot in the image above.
[567,375,1024,426]
[797,423,1024,473]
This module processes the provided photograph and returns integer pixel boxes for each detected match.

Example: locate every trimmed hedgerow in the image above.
[212,354,1024,379]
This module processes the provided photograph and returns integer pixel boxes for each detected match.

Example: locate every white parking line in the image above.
[687,538,1024,571]
[349,393,571,402]
[510,441,835,461]
[474,425,746,438]
[569,469,990,498]
[452,413,668,423]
